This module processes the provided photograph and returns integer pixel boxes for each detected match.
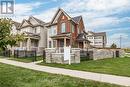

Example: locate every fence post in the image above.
[14,50,15,58]
[43,50,45,62]
[34,50,37,61]
[9,50,11,57]
[17,50,19,58]
[32,50,36,62]
[25,50,27,58]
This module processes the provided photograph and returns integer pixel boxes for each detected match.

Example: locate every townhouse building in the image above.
[12,16,48,54]
[85,31,107,48]
[47,8,90,49]
[11,8,107,53]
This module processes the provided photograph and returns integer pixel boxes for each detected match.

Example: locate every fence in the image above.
[42,49,46,61]
[80,49,93,61]
[0,50,11,57]
[14,50,37,62]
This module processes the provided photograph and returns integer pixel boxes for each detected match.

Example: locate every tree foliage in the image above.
[110,43,117,49]
[0,18,24,50]
[7,33,25,47]
[0,18,12,50]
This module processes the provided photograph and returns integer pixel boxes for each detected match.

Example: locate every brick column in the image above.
[64,38,66,47]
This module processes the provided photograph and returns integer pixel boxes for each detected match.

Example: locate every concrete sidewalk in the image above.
[0,59,130,86]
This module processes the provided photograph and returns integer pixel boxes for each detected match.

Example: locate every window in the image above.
[49,41,51,48]
[49,26,57,36]
[62,16,65,19]
[53,40,57,48]
[34,28,36,33]
[94,36,102,39]
[61,23,66,33]
[71,24,75,33]
[89,37,93,39]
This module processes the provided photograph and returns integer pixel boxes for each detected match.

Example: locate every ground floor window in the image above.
[49,41,51,48]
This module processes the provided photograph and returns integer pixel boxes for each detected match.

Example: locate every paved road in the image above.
[0,59,130,86]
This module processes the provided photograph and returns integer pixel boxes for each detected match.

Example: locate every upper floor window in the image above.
[49,26,57,36]
[94,36,102,39]
[62,16,65,19]
[61,23,66,33]
[34,28,36,33]
[71,24,75,33]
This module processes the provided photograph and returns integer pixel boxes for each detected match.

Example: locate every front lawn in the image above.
[0,63,122,87]
[38,57,130,77]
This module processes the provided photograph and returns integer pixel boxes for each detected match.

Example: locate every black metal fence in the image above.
[14,50,37,62]
[0,49,46,62]
[0,50,11,57]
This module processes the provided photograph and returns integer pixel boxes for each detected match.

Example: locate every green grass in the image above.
[38,57,130,77]
[0,63,123,87]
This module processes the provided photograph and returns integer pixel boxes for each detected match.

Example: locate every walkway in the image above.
[0,59,130,86]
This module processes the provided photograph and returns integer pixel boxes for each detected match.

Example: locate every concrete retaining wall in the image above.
[45,48,80,64]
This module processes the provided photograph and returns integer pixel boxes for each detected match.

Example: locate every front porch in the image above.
[50,33,72,48]
[18,32,40,51]
[19,37,39,51]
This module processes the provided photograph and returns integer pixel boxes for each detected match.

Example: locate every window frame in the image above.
[71,24,75,33]
[61,22,66,33]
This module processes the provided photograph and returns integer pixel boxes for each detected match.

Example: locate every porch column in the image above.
[64,38,66,47]
[83,41,86,48]
[20,42,22,48]
[78,43,79,48]
[27,38,31,51]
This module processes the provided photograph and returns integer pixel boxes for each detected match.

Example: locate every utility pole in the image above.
[120,35,122,48]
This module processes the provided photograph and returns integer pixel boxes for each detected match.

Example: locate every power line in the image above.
[120,35,122,48]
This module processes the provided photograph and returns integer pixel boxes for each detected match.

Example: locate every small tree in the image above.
[110,43,117,49]
[7,33,25,48]
[0,18,25,50]
[0,18,12,50]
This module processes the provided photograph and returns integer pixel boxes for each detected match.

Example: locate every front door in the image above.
[79,42,83,48]
[59,39,64,47]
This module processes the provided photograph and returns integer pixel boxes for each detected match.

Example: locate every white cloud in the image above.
[5,2,44,22]
[15,2,42,16]
[109,33,128,39]
[86,0,129,11]
[87,17,130,29]
[60,0,130,30]
[34,8,57,22]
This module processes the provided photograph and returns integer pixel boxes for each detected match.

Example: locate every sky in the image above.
[1,0,130,48]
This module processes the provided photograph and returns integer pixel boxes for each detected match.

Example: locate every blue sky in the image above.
[2,0,130,48]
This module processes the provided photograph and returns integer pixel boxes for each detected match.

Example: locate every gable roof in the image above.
[86,31,106,36]
[18,16,46,29]
[51,8,71,24]
[18,19,33,29]
[28,16,45,25]
[76,33,91,42]
[72,16,82,24]
[51,8,82,24]
[12,21,21,29]
[94,32,106,36]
